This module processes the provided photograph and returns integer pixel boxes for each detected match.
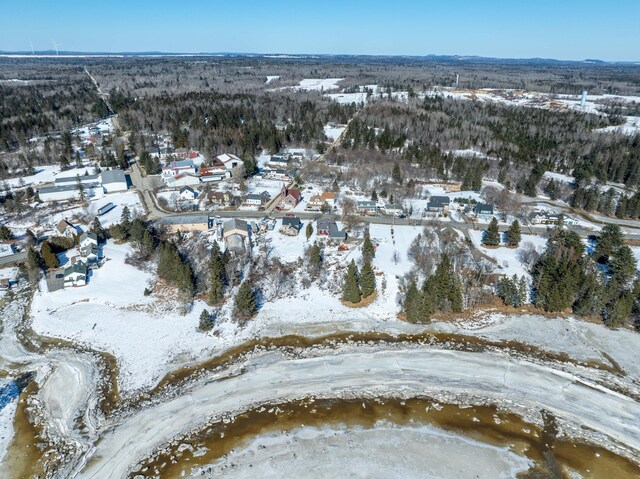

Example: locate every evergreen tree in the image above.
[342,260,362,303]
[609,245,636,287]
[392,162,402,185]
[573,262,606,318]
[235,280,257,319]
[157,241,194,295]
[120,205,132,225]
[40,241,59,269]
[595,224,623,264]
[199,309,214,332]
[483,217,501,246]
[0,225,14,240]
[91,217,106,242]
[506,220,521,247]
[306,222,313,240]
[371,190,378,201]
[75,175,86,202]
[26,247,44,283]
[423,253,463,312]
[360,260,376,298]
[208,242,226,305]
[362,229,375,260]
[307,242,322,278]
[403,280,425,323]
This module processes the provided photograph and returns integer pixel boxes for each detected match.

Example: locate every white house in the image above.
[79,232,99,263]
[162,159,196,178]
[63,261,88,287]
[101,169,128,193]
[179,186,198,200]
[245,191,270,206]
[217,153,242,171]
[56,219,79,237]
[165,173,201,188]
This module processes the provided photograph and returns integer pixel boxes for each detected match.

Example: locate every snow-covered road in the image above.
[75,345,640,478]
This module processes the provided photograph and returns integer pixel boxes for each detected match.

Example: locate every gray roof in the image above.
[475,203,494,215]
[329,224,346,239]
[101,169,126,184]
[427,195,450,207]
[282,216,302,229]
[357,201,378,208]
[385,203,402,210]
[38,184,81,194]
[64,261,87,277]
[80,232,97,243]
[179,186,195,193]
[223,218,248,231]
[163,159,194,169]
[55,173,100,185]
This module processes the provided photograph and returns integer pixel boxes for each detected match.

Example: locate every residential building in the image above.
[281,216,302,234]
[208,191,233,206]
[199,166,230,183]
[56,219,79,237]
[316,217,347,241]
[79,232,99,263]
[306,191,337,212]
[383,203,403,216]
[357,200,378,214]
[268,155,289,167]
[0,243,14,258]
[164,173,201,189]
[161,159,196,177]
[216,153,242,171]
[426,195,450,212]
[278,187,302,210]
[64,261,88,287]
[179,186,198,201]
[474,203,495,221]
[531,212,578,226]
[245,191,271,207]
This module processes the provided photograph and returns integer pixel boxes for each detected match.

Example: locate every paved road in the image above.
[155,209,640,241]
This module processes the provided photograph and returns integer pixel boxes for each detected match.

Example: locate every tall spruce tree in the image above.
[360,260,376,298]
[306,223,313,240]
[199,309,214,332]
[235,280,257,319]
[362,229,375,260]
[506,220,521,247]
[342,260,362,303]
[483,217,501,246]
[595,224,623,264]
[209,242,226,305]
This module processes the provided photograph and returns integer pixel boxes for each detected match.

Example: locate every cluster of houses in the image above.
[160,212,347,255]
[38,169,129,202]
[50,219,101,288]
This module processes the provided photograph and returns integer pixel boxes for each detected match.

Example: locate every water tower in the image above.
[580,91,587,108]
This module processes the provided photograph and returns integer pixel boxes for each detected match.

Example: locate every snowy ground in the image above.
[468,230,547,279]
[434,312,640,378]
[30,242,240,393]
[323,124,346,142]
[189,423,532,479]
[290,78,343,91]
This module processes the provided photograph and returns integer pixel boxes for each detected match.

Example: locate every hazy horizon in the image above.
[1,0,639,62]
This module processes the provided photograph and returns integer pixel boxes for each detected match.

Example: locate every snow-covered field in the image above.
[291,78,343,91]
[189,423,532,479]
[30,242,238,393]
[468,230,547,279]
[323,123,346,142]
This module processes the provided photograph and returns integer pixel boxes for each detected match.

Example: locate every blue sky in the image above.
[1,0,638,60]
